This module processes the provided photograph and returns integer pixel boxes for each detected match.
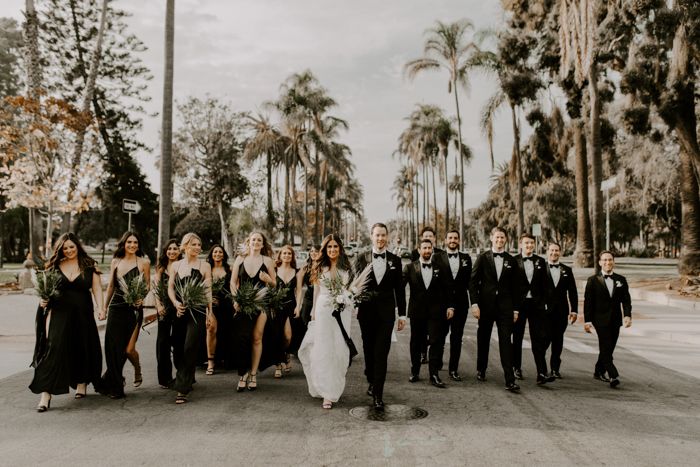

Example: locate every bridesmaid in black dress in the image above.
[205,244,233,375]
[101,231,151,399]
[295,245,321,326]
[154,239,182,388]
[30,233,104,412]
[270,245,298,377]
[230,231,276,392]
[168,232,213,404]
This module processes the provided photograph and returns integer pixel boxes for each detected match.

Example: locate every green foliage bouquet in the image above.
[264,284,290,319]
[34,269,62,301]
[231,281,267,318]
[173,274,210,323]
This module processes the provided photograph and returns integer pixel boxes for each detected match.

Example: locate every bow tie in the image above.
[421,263,432,269]
[549,264,560,269]
[492,252,504,258]
[523,257,533,262]
[448,253,458,259]
[373,252,386,259]
[603,274,613,280]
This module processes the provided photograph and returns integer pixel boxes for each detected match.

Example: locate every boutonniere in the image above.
[461,260,468,267]
[615,280,622,287]
[433,270,439,278]
[504,263,512,269]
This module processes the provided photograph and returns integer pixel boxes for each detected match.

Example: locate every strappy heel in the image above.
[37,394,51,413]
[237,373,248,392]
[247,373,257,391]
[206,358,215,375]
[274,365,283,379]
[175,392,188,404]
[284,354,292,373]
[133,362,143,387]
[322,399,332,410]
[74,383,87,399]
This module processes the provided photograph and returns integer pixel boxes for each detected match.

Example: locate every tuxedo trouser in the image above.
[445,306,468,372]
[172,314,200,394]
[409,314,428,375]
[595,325,620,379]
[476,309,515,385]
[511,299,531,370]
[527,309,549,375]
[546,313,569,372]
[359,317,394,399]
[427,316,448,377]
[156,314,176,386]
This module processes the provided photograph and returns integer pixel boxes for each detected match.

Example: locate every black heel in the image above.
[236,373,248,393]
[37,395,51,413]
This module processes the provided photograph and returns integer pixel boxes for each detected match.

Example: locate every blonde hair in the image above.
[180,232,202,253]
[241,231,274,258]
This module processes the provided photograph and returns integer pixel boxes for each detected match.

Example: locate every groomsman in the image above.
[354,223,407,410]
[543,242,578,379]
[433,229,472,381]
[584,251,632,388]
[469,227,521,392]
[512,233,554,384]
[404,239,455,388]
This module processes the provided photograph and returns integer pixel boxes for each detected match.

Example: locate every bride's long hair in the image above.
[311,234,352,285]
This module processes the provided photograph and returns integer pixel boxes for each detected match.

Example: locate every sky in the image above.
[3,0,522,228]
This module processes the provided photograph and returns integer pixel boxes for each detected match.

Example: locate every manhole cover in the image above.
[349,404,428,422]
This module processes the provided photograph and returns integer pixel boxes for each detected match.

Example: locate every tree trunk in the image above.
[572,118,594,267]
[62,0,108,233]
[422,164,428,227]
[510,104,524,236]
[266,151,274,233]
[442,146,449,235]
[453,80,465,248]
[217,201,231,255]
[588,63,604,271]
[283,160,290,244]
[430,161,438,235]
[414,175,419,246]
[157,0,175,254]
[313,148,320,244]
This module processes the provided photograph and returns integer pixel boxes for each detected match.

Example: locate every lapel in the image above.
[486,250,498,282]
[597,273,611,298]
[545,262,554,288]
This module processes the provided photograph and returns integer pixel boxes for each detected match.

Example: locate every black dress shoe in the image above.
[551,370,562,379]
[537,373,555,385]
[372,396,385,411]
[505,382,521,392]
[594,373,610,383]
[609,378,620,388]
[366,384,374,397]
[449,371,462,382]
[420,353,428,364]
[513,368,523,380]
[409,374,420,383]
[430,375,446,388]
[476,371,486,382]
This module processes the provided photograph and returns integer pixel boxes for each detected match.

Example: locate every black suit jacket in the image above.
[469,250,521,315]
[544,263,578,316]
[434,250,472,309]
[583,272,632,327]
[403,260,454,319]
[514,254,547,311]
[354,250,407,322]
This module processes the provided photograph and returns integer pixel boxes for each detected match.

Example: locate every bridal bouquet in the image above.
[173,274,210,322]
[231,281,268,318]
[118,274,149,313]
[321,264,374,315]
[35,269,62,301]
[264,284,290,319]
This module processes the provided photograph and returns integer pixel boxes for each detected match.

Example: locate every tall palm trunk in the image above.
[283,160,291,244]
[266,151,274,233]
[62,0,108,233]
[157,0,175,254]
[313,148,320,243]
[573,118,593,267]
[442,146,449,233]
[430,161,438,233]
[454,80,465,248]
[510,104,524,236]
[422,164,428,227]
[301,162,307,247]
[588,63,604,270]
[414,175,419,245]
[217,201,231,254]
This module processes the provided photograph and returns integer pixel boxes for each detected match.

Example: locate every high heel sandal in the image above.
[284,354,292,374]
[175,392,188,404]
[247,373,257,391]
[206,358,215,376]
[237,373,248,393]
[274,365,283,379]
[322,399,333,410]
[133,363,143,387]
[74,383,87,399]
[37,395,51,413]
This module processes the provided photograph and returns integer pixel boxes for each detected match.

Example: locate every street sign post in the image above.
[532,223,542,253]
[122,199,142,232]
[601,176,617,250]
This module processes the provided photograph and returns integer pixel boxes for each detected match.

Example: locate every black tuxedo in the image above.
[354,250,407,400]
[584,272,632,379]
[434,249,472,373]
[543,263,578,372]
[403,260,453,376]
[512,254,549,375]
[469,250,521,385]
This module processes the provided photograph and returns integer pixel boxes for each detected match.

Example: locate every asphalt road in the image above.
[0,294,699,466]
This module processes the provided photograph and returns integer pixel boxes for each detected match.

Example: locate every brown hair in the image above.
[275,244,297,270]
[45,233,99,274]
[311,234,352,284]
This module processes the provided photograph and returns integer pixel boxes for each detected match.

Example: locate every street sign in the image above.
[601,176,617,192]
[532,223,542,236]
[122,199,142,214]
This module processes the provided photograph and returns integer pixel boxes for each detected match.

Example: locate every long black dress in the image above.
[30,266,103,395]
[101,265,142,398]
[282,271,305,355]
[212,271,234,368]
[231,262,267,376]
[156,271,177,387]
[300,269,314,325]
[259,271,296,371]
[172,268,205,395]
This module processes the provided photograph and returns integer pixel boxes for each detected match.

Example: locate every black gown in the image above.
[212,271,234,368]
[283,270,305,356]
[156,271,177,387]
[172,268,205,395]
[259,271,296,370]
[300,269,314,325]
[231,262,267,376]
[101,265,143,398]
[30,266,103,395]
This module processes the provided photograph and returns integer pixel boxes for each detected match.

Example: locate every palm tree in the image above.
[157,0,174,254]
[405,19,480,246]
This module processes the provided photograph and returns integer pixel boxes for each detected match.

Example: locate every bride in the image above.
[298,234,354,409]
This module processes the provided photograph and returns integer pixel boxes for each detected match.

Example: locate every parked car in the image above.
[345,245,355,257]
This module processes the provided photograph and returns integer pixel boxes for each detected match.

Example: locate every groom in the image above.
[354,223,407,410]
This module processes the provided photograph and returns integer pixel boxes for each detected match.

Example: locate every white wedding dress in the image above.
[298,269,351,402]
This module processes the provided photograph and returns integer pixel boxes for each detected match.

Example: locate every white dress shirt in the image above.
[604,273,614,297]
[420,261,432,289]
[372,249,387,284]
[492,249,504,280]
[446,249,459,279]
[523,255,534,298]
[549,262,561,287]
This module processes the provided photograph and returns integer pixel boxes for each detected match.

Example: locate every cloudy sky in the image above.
[3,0,520,227]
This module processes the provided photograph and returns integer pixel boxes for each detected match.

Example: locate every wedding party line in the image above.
[29,222,633,413]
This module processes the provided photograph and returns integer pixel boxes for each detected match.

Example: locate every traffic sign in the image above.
[122,199,142,214]
[601,176,617,192]
[532,223,542,236]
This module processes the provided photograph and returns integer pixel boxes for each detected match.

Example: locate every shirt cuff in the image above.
[398,316,407,321]
[585,322,592,326]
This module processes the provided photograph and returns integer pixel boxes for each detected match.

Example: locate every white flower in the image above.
[335,295,345,305]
